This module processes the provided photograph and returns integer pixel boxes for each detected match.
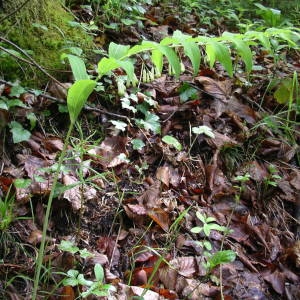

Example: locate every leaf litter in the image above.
[1,3,300,300]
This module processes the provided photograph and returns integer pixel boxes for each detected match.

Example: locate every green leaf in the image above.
[79,248,94,259]
[181,40,201,76]
[63,54,89,81]
[157,44,181,79]
[274,78,293,104]
[191,226,202,234]
[94,263,104,282]
[207,250,236,271]
[27,112,37,130]
[205,217,216,223]
[9,121,31,143]
[203,224,211,236]
[108,42,130,59]
[66,269,79,278]
[110,120,127,131]
[208,223,227,232]
[131,139,145,150]
[62,277,79,287]
[121,18,136,26]
[151,48,163,77]
[196,211,206,223]
[118,60,136,85]
[192,126,215,138]
[0,100,8,110]
[162,135,182,151]
[7,99,27,109]
[98,57,120,77]
[179,83,198,102]
[67,79,96,124]
[14,178,32,189]
[127,44,154,56]
[222,32,253,73]
[203,240,212,251]
[77,274,93,286]
[9,85,26,97]
[135,112,161,134]
[58,240,79,254]
[206,41,233,77]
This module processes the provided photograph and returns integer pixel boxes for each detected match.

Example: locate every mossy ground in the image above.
[0,0,93,86]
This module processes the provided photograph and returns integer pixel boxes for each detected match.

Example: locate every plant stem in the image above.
[32,123,74,300]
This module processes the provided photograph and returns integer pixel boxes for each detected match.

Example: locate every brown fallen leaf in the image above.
[137,180,161,209]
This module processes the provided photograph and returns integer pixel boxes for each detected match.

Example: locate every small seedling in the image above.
[58,240,116,297]
[191,211,235,272]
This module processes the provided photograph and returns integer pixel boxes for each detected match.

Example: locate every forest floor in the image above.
[1,2,300,300]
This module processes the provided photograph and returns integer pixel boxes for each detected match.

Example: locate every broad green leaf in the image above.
[0,100,8,110]
[179,83,198,102]
[127,43,155,56]
[207,250,236,271]
[27,112,37,130]
[206,217,216,223]
[160,36,178,45]
[222,32,253,73]
[110,120,127,131]
[182,40,201,76]
[274,78,293,104]
[9,85,26,97]
[63,54,89,81]
[7,99,27,109]
[94,263,104,282]
[131,139,145,150]
[98,57,120,77]
[151,49,163,76]
[196,211,206,223]
[245,31,271,52]
[121,97,137,112]
[172,31,201,75]
[108,42,130,59]
[118,60,136,85]
[67,79,96,124]
[192,126,215,138]
[121,18,136,26]
[58,240,79,254]
[162,135,182,151]
[203,240,212,251]
[79,248,94,259]
[135,112,161,134]
[62,277,79,287]
[9,121,31,143]
[66,269,79,278]
[203,224,211,236]
[77,274,93,286]
[206,41,233,77]
[208,223,227,232]
[157,45,181,79]
[191,226,202,234]
[14,178,32,189]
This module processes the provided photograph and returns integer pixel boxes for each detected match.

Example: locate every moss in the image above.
[0,0,94,86]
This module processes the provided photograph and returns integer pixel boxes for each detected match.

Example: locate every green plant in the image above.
[0,192,15,230]
[32,79,96,300]
[264,164,281,187]
[233,173,251,202]
[191,211,235,272]
[254,3,282,27]
[189,125,215,155]
[58,240,116,298]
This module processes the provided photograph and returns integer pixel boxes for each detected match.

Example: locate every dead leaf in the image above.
[137,180,161,209]
[195,76,231,103]
[148,207,170,232]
